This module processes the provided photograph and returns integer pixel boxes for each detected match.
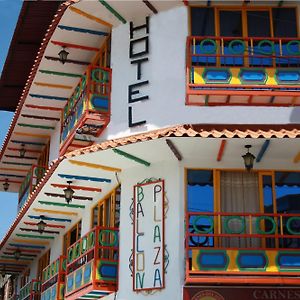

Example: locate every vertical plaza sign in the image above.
[133,180,165,291]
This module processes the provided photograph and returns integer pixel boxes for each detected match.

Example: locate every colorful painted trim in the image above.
[38,201,85,209]
[58,25,108,36]
[58,174,111,183]
[9,243,45,249]
[28,215,71,223]
[29,94,68,101]
[98,0,126,24]
[112,148,150,166]
[16,234,55,240]
[39,69,82,78]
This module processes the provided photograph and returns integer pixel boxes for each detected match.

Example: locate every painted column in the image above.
[117,161,185,300]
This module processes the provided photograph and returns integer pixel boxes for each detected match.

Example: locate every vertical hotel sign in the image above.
[133,180,165,291]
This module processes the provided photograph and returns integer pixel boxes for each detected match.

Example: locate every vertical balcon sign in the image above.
[133,180,165,291]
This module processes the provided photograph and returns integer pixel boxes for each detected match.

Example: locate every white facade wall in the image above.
[105,5,300,142]
[117,161,185,300]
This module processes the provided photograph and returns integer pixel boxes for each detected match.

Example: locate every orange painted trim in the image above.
[51,40,99,52]
[34,82,73,89]
[25,104,63,111]
[0,168,28,173]
[217,140,226,162]
[69,6,112,28]
[51,183,101,192]
[186,277,300,285]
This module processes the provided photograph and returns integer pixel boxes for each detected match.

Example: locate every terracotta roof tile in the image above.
[64,124,300,159]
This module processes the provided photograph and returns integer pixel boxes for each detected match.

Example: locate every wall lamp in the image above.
[19,144,26,158]
[3,179,9,191]
[37,219,47,234]
[64,181,74,204]
[58,47,69,64]
[242,145,255,171]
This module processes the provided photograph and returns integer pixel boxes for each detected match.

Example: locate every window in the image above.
[187,170,214,248]
[186,169,300,249]
[63,220,82,255]
[247,10,271,37]
[272,8,297,37]
[93,35,111,68]
[91,186,120,228]
[219,10,242,37]
[38,141,50,167]
[275,172,300,249]
[191,7,298,38]
[37,250,50,280]
[191,7,215,36]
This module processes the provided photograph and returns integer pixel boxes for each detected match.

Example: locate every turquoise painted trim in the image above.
[58,174,111,183]
[58,25,108,36]
[29,94,68,101]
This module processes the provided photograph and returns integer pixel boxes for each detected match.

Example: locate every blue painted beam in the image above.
[9,243,45,249]
[256,140,270,163]
[29,94,68,101]
[58,174,111,183]
[58,25,108,36]
[28,215,71,223]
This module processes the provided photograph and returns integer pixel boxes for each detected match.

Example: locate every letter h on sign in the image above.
[129,17,149,59]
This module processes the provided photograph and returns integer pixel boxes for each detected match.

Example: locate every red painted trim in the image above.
[51,40,99,52]
[23,221,65,229]
[217,140,226,162]
[25,104,63,111]
[51,183,101,192]
[7,148,42,154]
[6,248,41,253]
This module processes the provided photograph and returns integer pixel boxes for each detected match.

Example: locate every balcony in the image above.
[186,36,300,106]
[65,226,119,300]
[18,165,46,212]
[19,280,41,300]
[41,256,66,300]
[186,212,300,285]
[60,65,111,155]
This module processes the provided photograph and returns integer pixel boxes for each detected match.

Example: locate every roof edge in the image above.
[0,0,75,161]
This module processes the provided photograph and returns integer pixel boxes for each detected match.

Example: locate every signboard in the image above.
[184,287,300,300]
[133,180,165,291]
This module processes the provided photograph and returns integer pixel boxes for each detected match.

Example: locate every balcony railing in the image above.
[18,165,46,212]
[65,226,119,300]
[186,36,300,106]
[19,280,41,300]
[186,212,300,282]
[41,256,66,300]
[60,65,111,155]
